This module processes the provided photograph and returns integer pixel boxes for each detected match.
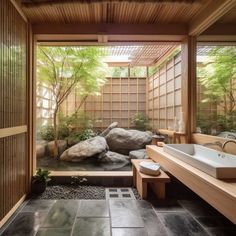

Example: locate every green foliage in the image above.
[198,46,236,104]
[107,67,128,77]
[131,112,149,131]
[39,124,70,141]
[67,129,95,146]
[37,46,107,98]
[39,125,55,141]
[63,112,94,130]
[32,168,51,183]
[130,67,147,77]
[197,46,236,134]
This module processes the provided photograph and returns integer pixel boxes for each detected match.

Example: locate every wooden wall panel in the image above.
[0,0,28,224]
[37,77,147,129]
[148,52,182,130]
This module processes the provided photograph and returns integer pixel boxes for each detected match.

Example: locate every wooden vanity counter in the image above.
[146,145,236,224]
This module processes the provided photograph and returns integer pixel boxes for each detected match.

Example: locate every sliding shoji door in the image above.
[0,0,29,226]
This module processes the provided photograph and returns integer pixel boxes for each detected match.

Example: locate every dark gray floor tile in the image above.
[196,216,236,228]
[36,228,71,236]
[1,212,47,236]
[157,211,209,236]
[109,199,144,228]
[22,199,56,212]
[77,200,109,217]
[72,218,111,236]
[136,201,168,236]
[178,200,222,217]
[112,228,148,236]
[151,199,185,212]
[208,228,236,236]
[43,200,79,228]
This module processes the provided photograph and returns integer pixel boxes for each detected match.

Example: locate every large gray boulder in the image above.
[100,122,118,137]
[105,128,152,155]
[99,151,130,164]
[60,136,108,162]
[46,140,67,157]
[129,149,148,160]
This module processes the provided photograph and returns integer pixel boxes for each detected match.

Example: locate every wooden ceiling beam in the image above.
[32,23,188,35]
[189,0,236,36]
[21,0,203,8]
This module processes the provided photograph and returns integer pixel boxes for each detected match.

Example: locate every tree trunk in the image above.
[53,107,59,158]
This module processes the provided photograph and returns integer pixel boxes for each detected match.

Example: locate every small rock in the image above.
[100,122,118,137]
[60,136,108,162]
[129,149,148,160]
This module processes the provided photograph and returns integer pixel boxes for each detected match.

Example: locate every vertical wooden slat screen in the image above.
[148,52,182,130]
[0,0,28,224]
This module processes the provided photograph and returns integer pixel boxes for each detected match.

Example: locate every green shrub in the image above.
[39,124,70,141]
[58,124,70,140]
[39,125,55,141]
[131,112,149,131]
[66,129,95,146]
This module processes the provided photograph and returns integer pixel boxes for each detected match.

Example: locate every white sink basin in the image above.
[163,144,236,179]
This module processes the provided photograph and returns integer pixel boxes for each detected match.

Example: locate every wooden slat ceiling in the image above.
[20,0,212,24]
[218,5,236,24]
[101,44,177,66]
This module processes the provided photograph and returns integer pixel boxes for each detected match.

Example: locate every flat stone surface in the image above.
[43,200,79,228]
[36,228,71,236]
[136,200,168,236]
[152,199,185,212]
[77,200,109,217]
[22,199,56,212]
[109,199,144,228]
[207,228,236,236]
[112,228,148,236]
[2,185,236,236]
[178,200,222,217]
[157,211,209,236]
[1,212,47,236]
[72,218,111,236]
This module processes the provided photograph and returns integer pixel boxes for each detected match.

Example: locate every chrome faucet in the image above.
[203,141,223,150]
[222,140,236,150]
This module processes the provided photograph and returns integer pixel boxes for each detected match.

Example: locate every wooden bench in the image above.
[131,159,170,199]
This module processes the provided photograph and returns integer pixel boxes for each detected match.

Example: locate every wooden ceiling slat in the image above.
[20,0,213,24]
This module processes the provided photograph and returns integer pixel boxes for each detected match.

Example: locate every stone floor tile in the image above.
[109,199,144,228]
[36,228,71,236]
[1,212,47,236]
[77,200,109,217]
[21,199,56,212]
[42,200,79,228]
[136,200,168,236]
[157,211,209,236]
[72,218,111,236]
[178,200,222,217]
[112,228,148,236]
[151,199,185,212]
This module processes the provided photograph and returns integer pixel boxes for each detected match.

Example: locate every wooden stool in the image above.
[131,159,170,199]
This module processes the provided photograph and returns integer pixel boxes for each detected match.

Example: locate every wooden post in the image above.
[181,37,196,143]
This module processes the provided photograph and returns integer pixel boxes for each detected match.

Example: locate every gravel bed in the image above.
[31,185,141,200]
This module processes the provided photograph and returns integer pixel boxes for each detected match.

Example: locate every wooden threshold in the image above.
[50,171,133,177]
[146,145,236,224]
[0,194,26,228]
